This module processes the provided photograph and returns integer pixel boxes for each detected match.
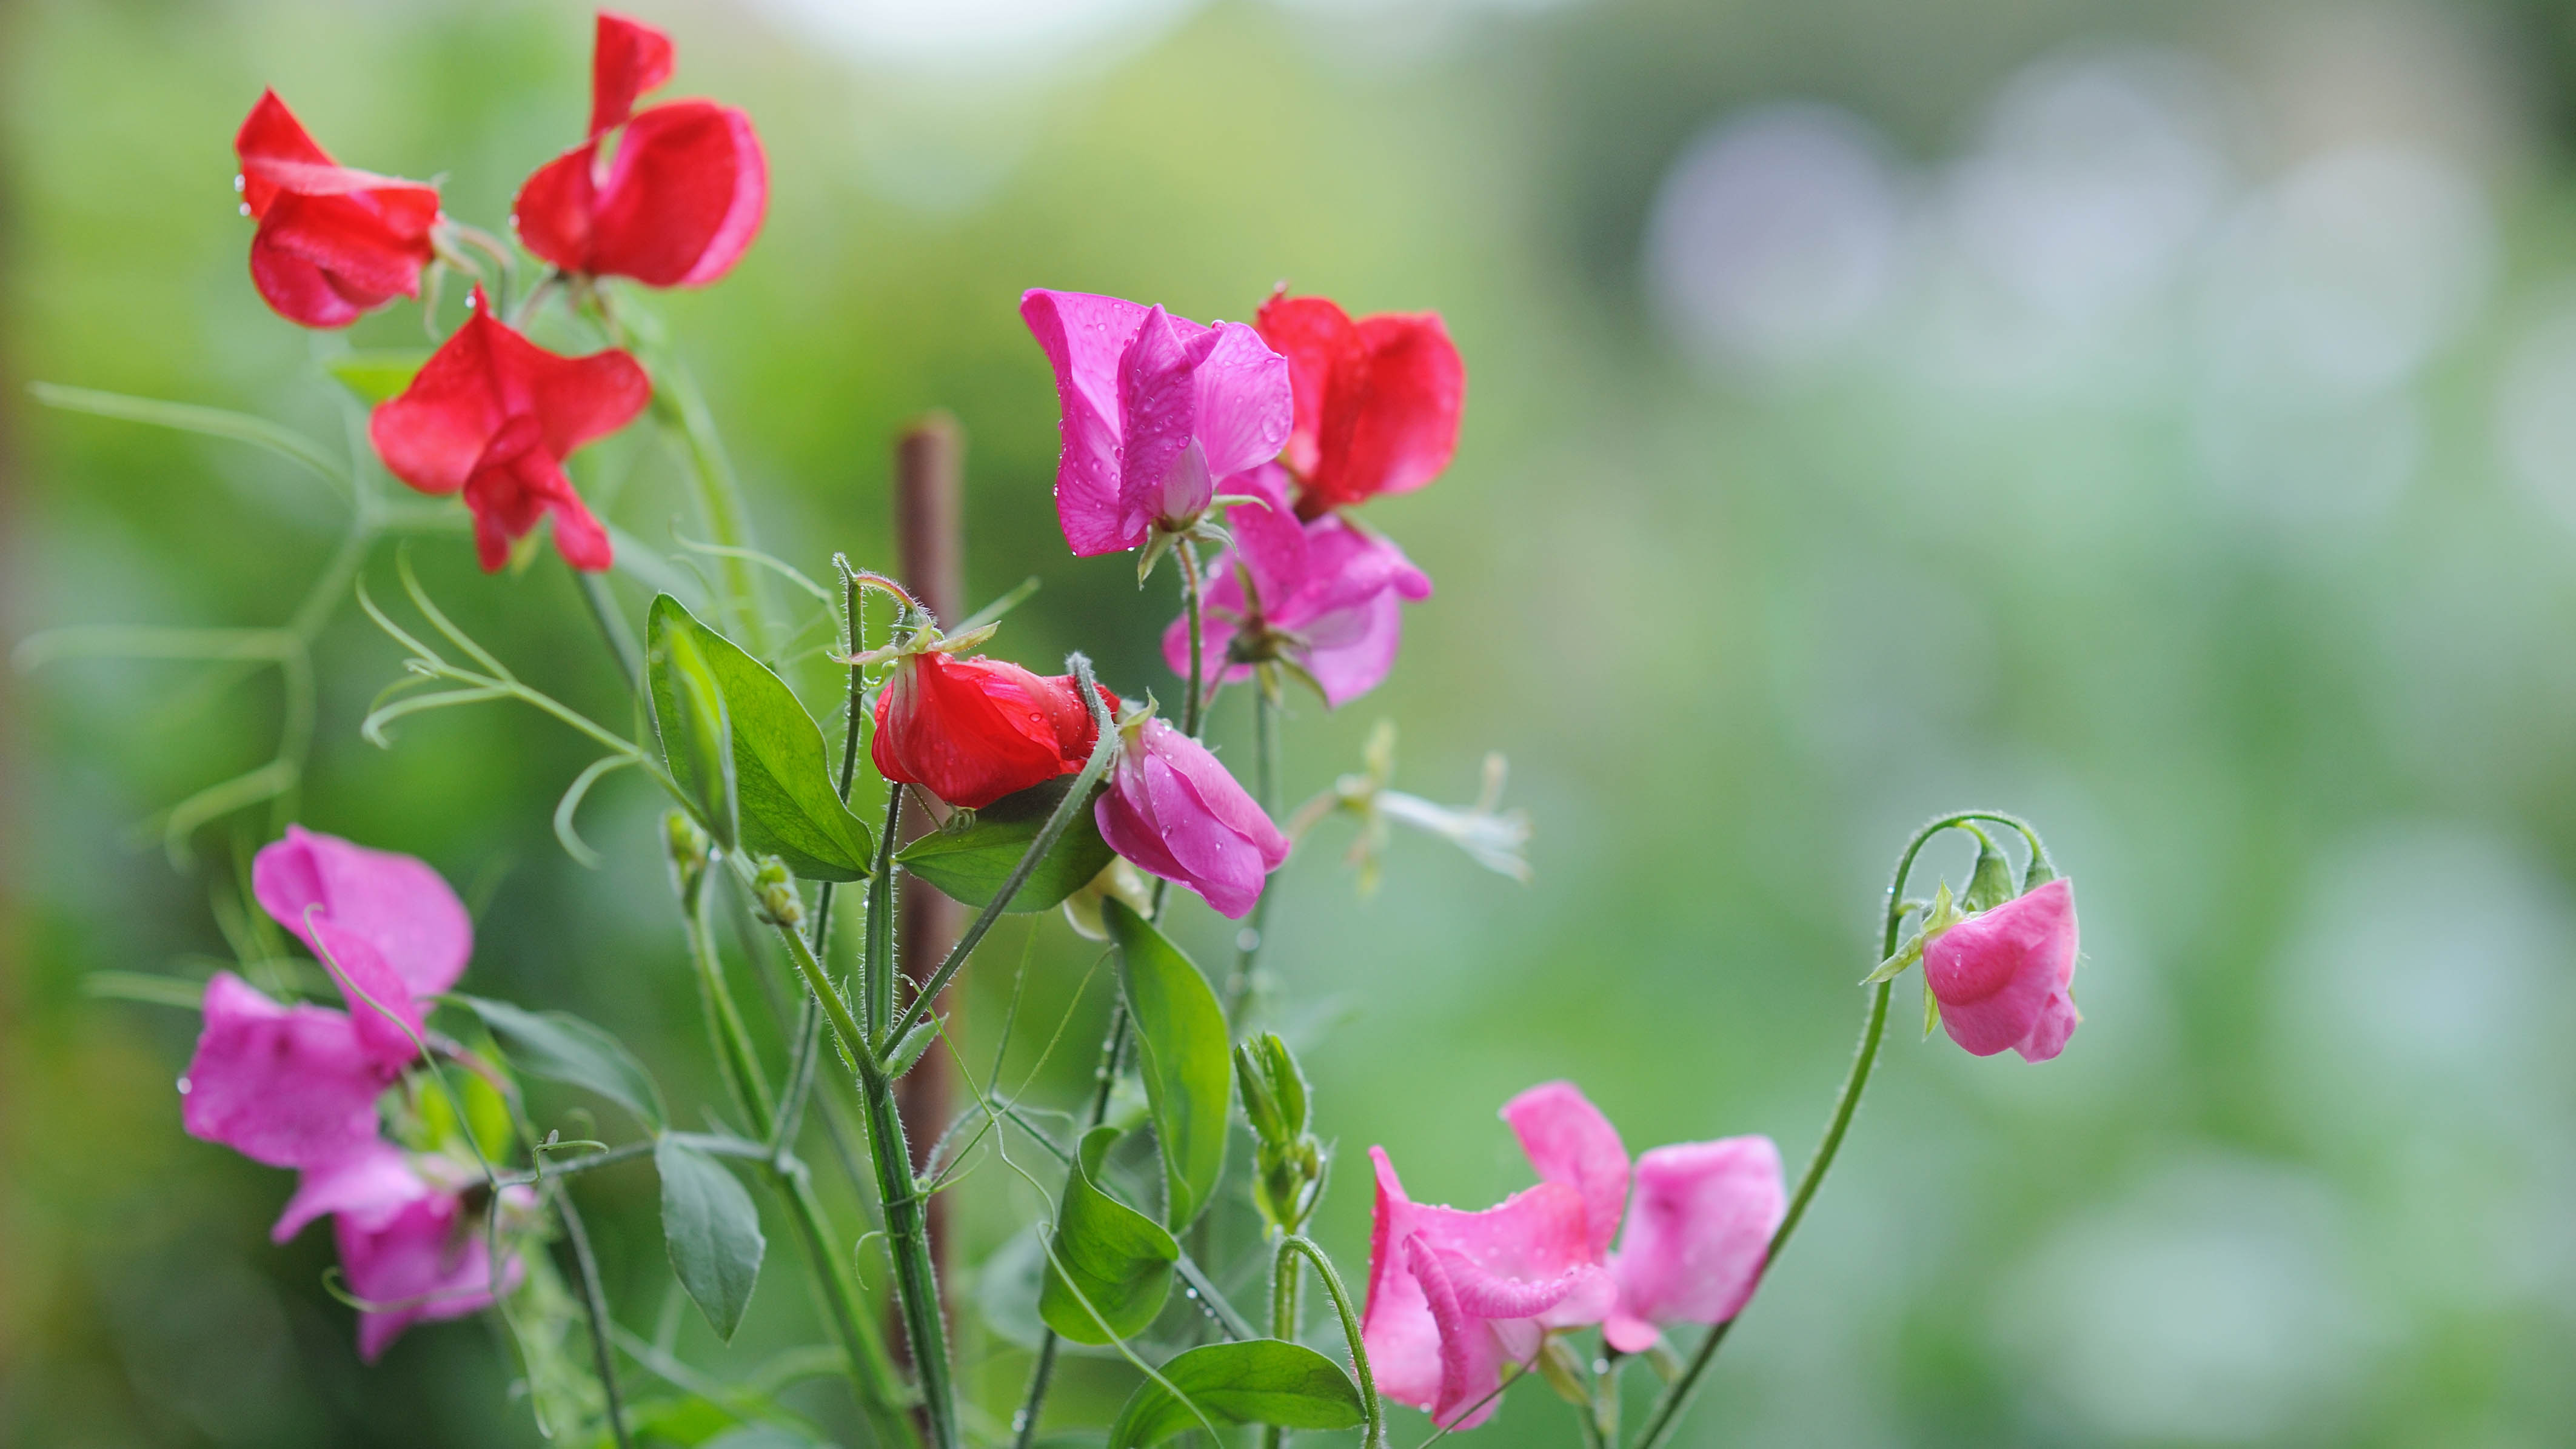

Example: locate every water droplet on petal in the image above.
[175,1076,192,1094]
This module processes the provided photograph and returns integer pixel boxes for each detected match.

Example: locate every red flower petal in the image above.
[586,100,766,286]
[590,10,677,138]
[1254,293,1360,481]
[512,139,600,275]
[234,90,439,329]
[870,654,1116,809]
[1256,294,1465,512]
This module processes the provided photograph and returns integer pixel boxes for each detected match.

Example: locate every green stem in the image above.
[1265,1237,1305,1449]
[861,1058,959,1449]
[1228,687,1283,1023]
[576,568,644,694]
[866,786,903,1040]
[552,1183,634,1449]
[1178,541,1207,738]
[686,872,776,1129]
[1627,812,2017,1449]
[1279,1236,1381,1449]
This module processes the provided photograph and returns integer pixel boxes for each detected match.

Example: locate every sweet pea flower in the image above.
[234,90,441,329]
[514,12,768,287]
[181,972,396,1170]
[338,1168,534,1362]
[1362,1147,1615,1430]
[1255,292,1464,515]
[871,651,1121,810]
[1162,464,1431,707]
[252,825,474,1066]
[1021,289,1293,557]
[369,287,651,572]
[1094,711,1288,919]
[1924,877,2081,1062]
[1364,1083,1784,1428]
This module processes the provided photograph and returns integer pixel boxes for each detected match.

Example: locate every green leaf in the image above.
[700,1425,823,1449]
[453,994,665,1128]
[657,1137,766,1342]
[324,350,430,404]
[652,615,740,851]
[897,774,1118,912]
[1103,899,1232,1231]
[647,594,872,881]
[1039,1126,1179,1345]
[1105,1340,1365,1449]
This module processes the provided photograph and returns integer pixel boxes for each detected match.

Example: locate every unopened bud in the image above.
[751,857,803,928]
[1062,859,1151,942]
[664,811,711,897]
[1962,837,2017,912]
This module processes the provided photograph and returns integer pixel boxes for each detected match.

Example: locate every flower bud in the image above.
[750,856,803,929]
[664,810,710,899]
[1236,1032,1323,1234]
[1060,859,1152,942]
[1962,837,2017,912]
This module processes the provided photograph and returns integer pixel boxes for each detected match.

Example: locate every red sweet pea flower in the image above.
[369,288,649,572]
[234,90,441,329]
[871,652,1121,810]
[514,12,768,288]
[1254,292,1465,516]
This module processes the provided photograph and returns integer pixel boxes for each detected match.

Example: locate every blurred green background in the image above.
[8,0,2576,1444]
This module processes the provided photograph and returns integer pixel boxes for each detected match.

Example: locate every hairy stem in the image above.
[1177,540,1207,737]
[1228,686,1283,1023]
[552,1184,633,1449]
[575,569,643,694]
[1279,1236,1381,1449]
[1265,1237,1305,1449]
[1627,812,2018,1449]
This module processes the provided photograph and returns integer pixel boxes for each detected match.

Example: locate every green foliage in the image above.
[1103,899,1231,1232]
[1039,1125,1179,1344]
[1103,1340,1366,1449]
[656,1137,767,1342]
[897,773,1119,912]
[646,594,872,880]
[323,350,430,404]
[453,994,666,1129]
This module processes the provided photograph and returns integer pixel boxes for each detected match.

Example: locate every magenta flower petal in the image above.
[307,915,433,1068]
[1924,878,2081,1061]
[1605,1136,1784,1351]
[252,826,472,998]
[273,1139,425,1243]
[339,1185,528,1362]
[1191,323,1294,480]
[1500,1081,1631,1263]
[1116,306,1222,536]
[1362,1146,1613,1430]
[181,972,392,1170]
[1095,718,1288,919]
[1022,288,1148,556]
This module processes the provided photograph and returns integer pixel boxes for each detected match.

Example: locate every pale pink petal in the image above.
[2016,990,2083,1063]
[1362,1149,1445,1414]
[1223,463,1310,606]
[1405,1235,1515,1430]
[1610,1137,1784,1334]
[181,973,390,1170]
[273,1139,425,1243]
[1499,1081,1631,1262]
[1925,879,2079,1059]
[1299,590,1409,709]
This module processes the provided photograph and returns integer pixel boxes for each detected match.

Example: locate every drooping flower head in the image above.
[871,649,1121,810]
[1021,289,1293,557]
[1924,877,2081,1062]
[181,972,397,1170]
[369,287,650,572]
[234,90,441,328]
[338,1168,534,1362]
[514,11,768,288]
[1163,464,1432,707]
[1255,292,1465,516]
[1093,709,1288,919]
[1364,1082,1784,1427]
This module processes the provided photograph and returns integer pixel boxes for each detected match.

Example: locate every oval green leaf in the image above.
[646,594,872,880]
[897,774,1117,912]
[657,1137,766,1342]
[452,993,664,1128]
[1105,1340,1365,1449]
[1102,899,1231,1231]
[1039,1126,1179,1345]
[655,622,739,849]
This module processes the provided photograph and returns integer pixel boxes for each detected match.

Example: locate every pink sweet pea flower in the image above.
[1163,464,1433,707]
[514,12,768,288]
[1020,289,1293,557]
[272,1138,427,1244]
[252,826,473,1067]
[180,972,395,1170]
[338,1173,532,1362]
[1093,713,1290,919]
[1362,1146,1615,1431]
[368,287,650,572]
[1924,877,2081,1062]
[1499,1082,1785,1355]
